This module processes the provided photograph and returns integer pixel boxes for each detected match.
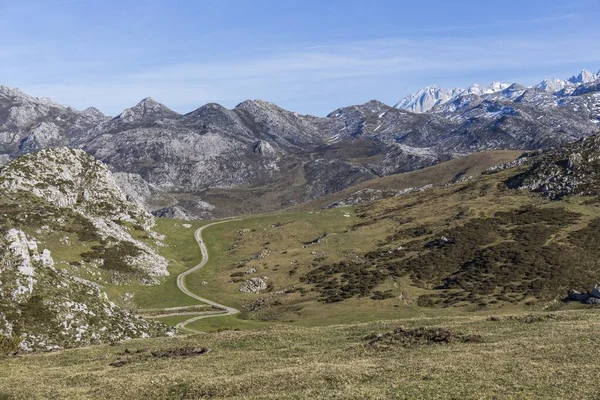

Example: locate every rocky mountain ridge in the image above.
[0,68,599,217]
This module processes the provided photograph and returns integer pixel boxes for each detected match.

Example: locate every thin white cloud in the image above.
[16,32,600,116]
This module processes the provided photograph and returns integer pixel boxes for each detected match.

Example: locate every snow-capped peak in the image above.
[568,69,599,84]
[396,81,509,113]
[535,78,572,92]
[394,85,463,113]
[488,81,511,92]
[464,82,510,96]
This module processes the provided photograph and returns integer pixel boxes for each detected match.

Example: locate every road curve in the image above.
[167,219,241,333]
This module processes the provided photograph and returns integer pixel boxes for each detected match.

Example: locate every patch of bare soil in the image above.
[364,327,482,348]
[109,347,211,367]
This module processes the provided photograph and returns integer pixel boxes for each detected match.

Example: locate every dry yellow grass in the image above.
[1,309,599,399]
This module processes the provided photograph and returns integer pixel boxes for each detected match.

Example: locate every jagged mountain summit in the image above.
[535,78,572,93]
[568,69,599,85]
[396,82,511,113]
[394,86,463,113]
[0,86,108,156]
[397,68,599,113]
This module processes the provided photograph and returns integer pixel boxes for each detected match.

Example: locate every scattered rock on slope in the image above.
[239,277,268,293]
[0,229,174,353]
[0,147,169,283]
[507,135,600,199]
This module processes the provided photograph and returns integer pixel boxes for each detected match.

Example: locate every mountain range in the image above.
[396,69,600,113]
[0,67,599,218]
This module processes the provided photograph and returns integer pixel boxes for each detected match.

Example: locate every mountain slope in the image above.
[156,132,600,328]
[394,86,463,113]
[0,148,180,352]
[0,229,174,352]
[296,150,523,210]
[0,147,169,283]
[0,86,107,156]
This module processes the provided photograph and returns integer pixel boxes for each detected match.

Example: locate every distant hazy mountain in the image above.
[394,86,463,113]
[396,82,511,113]
[397,68,600,113]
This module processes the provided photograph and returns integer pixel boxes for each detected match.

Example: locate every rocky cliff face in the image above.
[0,229,174,353]
[0,86,107,155]
[0,148,169,283]
[0,148,178,353]
[506,135,600,199]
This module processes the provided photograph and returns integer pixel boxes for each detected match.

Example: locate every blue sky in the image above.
[1,0,599,116]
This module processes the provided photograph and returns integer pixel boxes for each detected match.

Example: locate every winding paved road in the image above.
[151,219,241,333]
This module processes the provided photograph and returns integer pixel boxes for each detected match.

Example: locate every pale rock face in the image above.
[239,277,268,293]
[18,122,62,152]
[0,148,169,281]
[536,78,573,93]
[253,140,277,157]
[196,200,216,211]
[397,83,509,113]
[4,229,38,302]
[0,229,174,351]
[568,69,599,84]
[112,172,155,206]
[395,86,463,113]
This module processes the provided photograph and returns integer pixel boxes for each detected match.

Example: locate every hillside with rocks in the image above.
[0,148,180,353]
[0,229,174,353]
[507,135,600,199]
[0,147,169,283]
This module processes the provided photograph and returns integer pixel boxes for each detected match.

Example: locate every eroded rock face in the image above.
[0,85,107,155]
[0,148,169,282]
[506,135,600,199]
[0,229,175,352]
[112,171,161,208]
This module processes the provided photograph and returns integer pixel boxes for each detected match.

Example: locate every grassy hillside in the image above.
[143,160,600,331]
[1,309,600,399]
[295,150,523,210]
